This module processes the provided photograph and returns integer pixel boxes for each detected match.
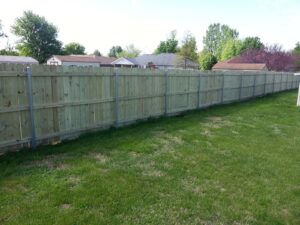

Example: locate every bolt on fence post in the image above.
[197,72,201,108]
[164,70,168,116]
[25,66,36,149]
[114,69,120,127]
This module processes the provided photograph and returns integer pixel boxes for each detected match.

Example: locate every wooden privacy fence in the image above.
[0,64,299,152]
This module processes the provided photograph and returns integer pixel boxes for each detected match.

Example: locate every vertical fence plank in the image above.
[0,66,298,151]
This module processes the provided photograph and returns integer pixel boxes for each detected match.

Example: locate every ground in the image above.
[0,91,299,225]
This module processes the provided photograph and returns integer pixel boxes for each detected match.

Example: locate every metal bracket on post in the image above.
[114,69,120,127]
[164,70,168,116]
[197,73,201,108]
[25,66,36,149]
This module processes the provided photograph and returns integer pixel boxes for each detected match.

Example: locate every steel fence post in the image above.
[25,66,36,149]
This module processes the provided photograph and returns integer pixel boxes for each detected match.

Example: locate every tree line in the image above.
[0,11,299,71]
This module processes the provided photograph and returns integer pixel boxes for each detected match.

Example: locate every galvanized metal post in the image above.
[297,83,300,106]
[280,72,283,91]
[263,72,267,95]
[221,73,225,103]
[238,73,243,100]
[252,74,257,97]
[164,70,168,116]
[25,66,36,149]
[272,74,276,93]
[114,69,120,127]
[197,73,201,108]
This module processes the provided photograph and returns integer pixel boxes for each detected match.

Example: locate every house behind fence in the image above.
[0,64,299,152]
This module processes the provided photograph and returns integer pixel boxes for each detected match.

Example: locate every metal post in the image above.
[114,69,120,127]
[272,74,276,93]
[297,83,300,106]
[252,74,257,97]
[164,70,168,115]
[221,73,225,103]
[25,66,36,149]
[280,72,283,91]
[197,73,201,108]
[263,73,267,95]
[238,73,243,100]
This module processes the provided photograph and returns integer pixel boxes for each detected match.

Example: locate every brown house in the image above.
[212,61,267,71]
[46,55,116,67]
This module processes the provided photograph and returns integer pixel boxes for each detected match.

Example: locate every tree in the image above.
[199,50,217,70]
[93,49,101,56]
[108,46,123,58]
[292,42,300,69]
[293,42,300,56]
[178,32,198,63]
[11,11,62,63]
[203,23,239,60]
[220,39,243,61]
[116,44,141,58]
[63,42,85,55]
[231,44,296,71]
[0,45,19,56]
[155,30,178,54]
[241,37,264,52]
[0,20,5,38]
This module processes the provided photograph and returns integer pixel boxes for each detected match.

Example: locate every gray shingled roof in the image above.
[128,53,199,69]
[0,56,38,64]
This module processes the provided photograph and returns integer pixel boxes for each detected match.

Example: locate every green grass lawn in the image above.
[1,91,300,225]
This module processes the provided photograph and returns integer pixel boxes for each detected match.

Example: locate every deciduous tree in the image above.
[220,39,243,61]
[63,42,85,55]
[12,11,62,63]
[231,44,296,71]
[116,44,141,58]
[178,32,198,61]
[199,50,217,70]
[241,37,264,52]
[203,23,239,60]
[93,49,101,56]
[0,20,5,38]
[293,42,300,56]
[155,30,178,54]
[108,46,123,58]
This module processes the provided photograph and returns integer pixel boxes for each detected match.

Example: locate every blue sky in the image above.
[0,0,299,55]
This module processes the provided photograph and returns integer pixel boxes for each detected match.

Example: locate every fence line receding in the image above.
[0,64,299,152]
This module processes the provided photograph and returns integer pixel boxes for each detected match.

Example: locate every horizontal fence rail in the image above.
[0,63,299,152]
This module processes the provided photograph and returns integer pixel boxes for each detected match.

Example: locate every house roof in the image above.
[115,53,199,69]
[212,61,267,71]
[52,55,116,64]
[0,55,38,64]
[111,57,135,65]
[132,53,176,66]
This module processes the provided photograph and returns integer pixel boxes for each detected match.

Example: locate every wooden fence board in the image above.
[0,64,299,151]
